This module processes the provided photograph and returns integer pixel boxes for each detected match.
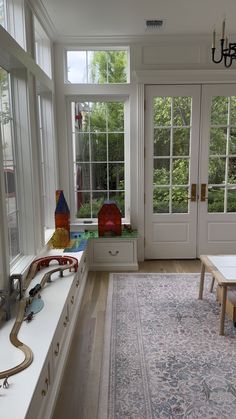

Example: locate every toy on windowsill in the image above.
[98,201,122,237]
[50,228,70,248]
[55,190,70,235]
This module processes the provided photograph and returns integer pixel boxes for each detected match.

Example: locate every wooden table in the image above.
[199,255,236,335]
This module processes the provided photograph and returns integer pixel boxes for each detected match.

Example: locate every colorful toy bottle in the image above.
[55,190,70,235]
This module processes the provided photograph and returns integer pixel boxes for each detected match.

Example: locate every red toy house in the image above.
[98,201,122,237]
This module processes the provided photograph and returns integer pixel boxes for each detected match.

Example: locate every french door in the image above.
[145,84,236,259]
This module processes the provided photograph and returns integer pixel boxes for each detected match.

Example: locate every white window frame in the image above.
[36,90,57,240]
[5,0,26,49]
[33,14,52,78]
[67,95,130,225]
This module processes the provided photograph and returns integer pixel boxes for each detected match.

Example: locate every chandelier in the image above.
[212,20,236,68]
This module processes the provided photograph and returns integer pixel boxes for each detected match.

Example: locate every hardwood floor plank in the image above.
[52,260,201,419]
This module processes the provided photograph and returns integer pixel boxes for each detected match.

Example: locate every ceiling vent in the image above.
[145,19,165,31]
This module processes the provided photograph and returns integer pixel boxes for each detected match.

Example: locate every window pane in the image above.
[8,212,20,259]
[76,163,90,190]
[90,102,106,132]
[229,128,236,155]
[154,128,170,156]
[153,159,170,185]
[153,187,169,213]
[228,157,236,184]
[208,157,226,184]
[0,0,5,27]
[91,134,106,161]
[153,97,171,126]
[209,128,227,155]
[172,187,188,213]
[230,97,236,125]
[227,188,236,212]
[107,102,124,131]
[67,50,128,84]
[108,133,124,161]
[173,97,191,126]
[92,192,106,217]
[67,51,87,83]
[72,100,125,219]
[92,163,107,190]
[109,163,124,190]
[77,192,91,218]
[173,128,190,156]
[76,133,90,161]
[208,187,225,213]
[108,51,127,83]
[211,96,228,125]
[109,191,125,217]
[172,159,189,185]
[0,67,20,261]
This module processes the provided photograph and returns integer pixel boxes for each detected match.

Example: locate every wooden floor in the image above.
[52,259,201,419]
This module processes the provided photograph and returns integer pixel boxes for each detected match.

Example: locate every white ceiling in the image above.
[39,0,236,40]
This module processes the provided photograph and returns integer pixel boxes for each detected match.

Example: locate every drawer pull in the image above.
[76,279,80,287]
[71,295,74,304]
[41,389,46,397]
[54,342,60,356]
[45,378,49,389]
[109,250,119,256]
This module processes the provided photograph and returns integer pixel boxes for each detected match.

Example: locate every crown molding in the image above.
[26,0,57,40]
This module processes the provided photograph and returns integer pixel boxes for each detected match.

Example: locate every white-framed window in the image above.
[66,48,129,84]
[34,15,52,78]
[36,91,57,238]
[1,0,26,49]
[70,98,130,222]
[0,66,20,262]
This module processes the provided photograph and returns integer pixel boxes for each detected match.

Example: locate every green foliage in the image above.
[89,51,127,84]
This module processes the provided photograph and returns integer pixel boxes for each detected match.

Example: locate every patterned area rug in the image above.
[98,273,236,419]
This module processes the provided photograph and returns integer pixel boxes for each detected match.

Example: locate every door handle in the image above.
[200,184,207,201]
[188,184,197,202]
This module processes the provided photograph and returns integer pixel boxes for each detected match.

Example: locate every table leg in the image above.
[198,262,206,299]
[209,276,215,293]
[219,285,227,336]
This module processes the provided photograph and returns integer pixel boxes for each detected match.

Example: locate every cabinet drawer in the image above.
[52,304,69,373]
[27,360,52,419]
[93,241,134,263]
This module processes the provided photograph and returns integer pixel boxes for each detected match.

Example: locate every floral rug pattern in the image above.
[99,273,236,419]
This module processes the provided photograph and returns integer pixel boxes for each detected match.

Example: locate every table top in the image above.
[200,255,236,285]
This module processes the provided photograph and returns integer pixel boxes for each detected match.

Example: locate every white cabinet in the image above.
[89,237,138,271]
[0,248,88,419]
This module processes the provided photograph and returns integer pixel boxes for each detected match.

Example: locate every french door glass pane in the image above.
[209,128,227,155]
[152,96,192,214]
[173,128,190,156]
[76,133,89,161]
[211,96,228,125]
[208,96,236,212]
[153,187,169,213]
[154,128,170,156]
[172,187,188,213]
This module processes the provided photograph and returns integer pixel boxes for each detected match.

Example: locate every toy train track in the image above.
[0,255,78,380]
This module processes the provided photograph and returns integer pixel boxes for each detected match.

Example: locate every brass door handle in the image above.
[188,184,197,202]
[200,184,208,201]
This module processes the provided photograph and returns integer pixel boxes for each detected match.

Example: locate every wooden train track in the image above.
[0,256,78,380]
